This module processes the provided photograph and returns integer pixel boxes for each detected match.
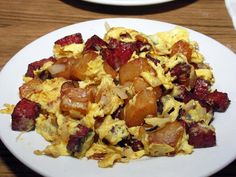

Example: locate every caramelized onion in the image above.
[48,64,66,75]
[113,87,128,99]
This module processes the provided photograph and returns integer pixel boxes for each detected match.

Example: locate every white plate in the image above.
[0,18,236,177]
[81,0,174,6]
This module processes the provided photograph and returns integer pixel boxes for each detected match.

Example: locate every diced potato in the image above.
[70,51,98,80]
[19,78,42,99]
[60,82,93,118]
[119,58,154,85]
[153,86,162,100]
[170,40,192,61]
[123,88,157,127]
[133,77,150,93]
[148,121,184,148]
[103,61,117,79]
[51,57,76,80]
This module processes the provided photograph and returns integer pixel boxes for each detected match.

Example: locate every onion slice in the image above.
[48,64,66,75]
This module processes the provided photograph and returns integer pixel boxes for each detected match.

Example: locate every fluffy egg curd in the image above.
[1,26,230,168]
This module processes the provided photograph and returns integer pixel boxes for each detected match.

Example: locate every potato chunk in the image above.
[103,61,117,79]
[60,82,92,118]
[119,58,154,85]
[123,88,157,127]
[148,121,184,148]
[70,51,98,80]
[132,77,150,93]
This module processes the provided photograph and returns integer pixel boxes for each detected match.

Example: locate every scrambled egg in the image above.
[96,115,129,145]
[53,43,84,58]
[149,26,189,53]
[24,77,66,112]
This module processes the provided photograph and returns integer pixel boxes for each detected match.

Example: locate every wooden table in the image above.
[0,0,235,176]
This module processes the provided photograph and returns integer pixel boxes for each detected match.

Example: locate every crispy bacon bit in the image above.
[146,53,160,65]
[170,40,192,61]
[135,41,151,53]
[170,63,191,86]
[101,39,136,70]
[38,70,52,81]
[187,122,216,148]
[67,124,92,153]
[88,153,106,160]
[55,33,83,46]
[127,138,144,152]
[94,117,105,129]
[25,57,56,78]
[173,85,192,103]
[11,98,40,131]
[111,106,123,119]
[193,78,210,98]
[120,32,132,39]
[84,35,108,51]
[173,79,229,113]
[206,90,230,112]
[118,137,144,151]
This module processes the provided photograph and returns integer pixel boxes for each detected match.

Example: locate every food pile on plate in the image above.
[2,26,230,167]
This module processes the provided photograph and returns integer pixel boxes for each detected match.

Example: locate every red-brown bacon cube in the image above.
[67,124,93,153]
[193,78,211,99]
[11,98,41,131]
[170,63,191,86]
[55,33,83,46]
[206,90,230,112]
[25,57,56,78]
[84,35,108,52]
[187,122,216,148]
[101,39,136,70]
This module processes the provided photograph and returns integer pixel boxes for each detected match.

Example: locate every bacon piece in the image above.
[25,57,56,78]
[173,85,193,103]
[84,35,108,51]
[55,33,83,46]
[135,40,151,53]
[11,98,40,131]
[118,137,144,151]
[170,40,192,61]
[67,124,93,153]
[206,90,230,112]
[187,122,216,148]
[111,106,123,119]
[170,63,192,87]
[146,53,160,65]
[101,39,136,70]
[127,138,144,152]
[193,78,210,98]
[38,70,52,81]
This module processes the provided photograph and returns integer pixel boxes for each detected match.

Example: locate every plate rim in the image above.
[0,17,236,177]
[81,0,174,6]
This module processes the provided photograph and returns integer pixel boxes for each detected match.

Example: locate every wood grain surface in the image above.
[0,0,235,176]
